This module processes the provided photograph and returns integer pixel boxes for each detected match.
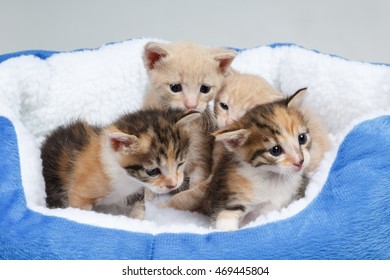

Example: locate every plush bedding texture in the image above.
[0,38,389,259]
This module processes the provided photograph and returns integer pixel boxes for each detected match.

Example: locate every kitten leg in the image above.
[144,189,156,201]
[215,209,243,231]
[68,192,94,211]
[128,200,145,220]
[161,179,209,211]
[161,188,201,210]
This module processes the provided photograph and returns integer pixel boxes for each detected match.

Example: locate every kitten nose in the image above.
[185,103,197,110]
[165,177,177,190]
[294,160,304,169]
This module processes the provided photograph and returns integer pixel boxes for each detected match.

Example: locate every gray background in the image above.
[1,0,389,64]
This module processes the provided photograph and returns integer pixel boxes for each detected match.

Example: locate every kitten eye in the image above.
[177,161,186,169]
[219,102,229,111]
[200,84,211,94]
[170,84,182,93]
[269,145,283,157]
[298,133,307,145]
[145,168,161,177]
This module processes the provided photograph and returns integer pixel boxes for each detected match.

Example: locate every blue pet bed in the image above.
[0,39,389,259]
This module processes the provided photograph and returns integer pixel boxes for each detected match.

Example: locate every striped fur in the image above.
[41,108,200,218]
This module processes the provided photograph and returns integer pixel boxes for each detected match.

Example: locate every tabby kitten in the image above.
[165,89,314,231]
[215,72,330,172]
[41,108,200,218]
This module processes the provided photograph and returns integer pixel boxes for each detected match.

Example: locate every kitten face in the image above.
[106,109,200,194]
[214,73,283,128]
[120,139,188,194]
[144,42,236,111]
[214,89,311,176]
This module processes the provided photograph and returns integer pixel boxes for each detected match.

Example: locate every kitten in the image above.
[41,108,200,219]
[215,71,283,128]
[141,41,236,194]
[142,41,237,112]
[215,72,330,172]
[165,89,316,231]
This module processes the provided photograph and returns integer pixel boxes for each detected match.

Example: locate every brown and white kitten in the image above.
[41,108,200,219]
[142,41,236,193]
[165,89,315,231]
[215,72,330,172]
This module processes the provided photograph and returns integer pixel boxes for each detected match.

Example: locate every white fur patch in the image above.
[97,139,144,206]
[215,210,241,231]
[238,162,302,212]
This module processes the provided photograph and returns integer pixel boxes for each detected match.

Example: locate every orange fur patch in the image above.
[68,135,110,209]
[226,166,254,203]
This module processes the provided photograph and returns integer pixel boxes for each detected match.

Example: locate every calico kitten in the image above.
[165,89,315,230]
[215,71,283,128]
[215,72,330,172]
[41,108,200,218]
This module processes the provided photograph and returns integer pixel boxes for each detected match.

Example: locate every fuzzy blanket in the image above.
[0,38,389,259]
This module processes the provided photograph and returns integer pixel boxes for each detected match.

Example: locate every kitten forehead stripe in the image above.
[250,148,268,163]
[253,121,281,135]
[126,165,143,171]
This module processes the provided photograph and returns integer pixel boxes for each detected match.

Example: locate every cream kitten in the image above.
[142,41,237,112]
[215,71,283,127]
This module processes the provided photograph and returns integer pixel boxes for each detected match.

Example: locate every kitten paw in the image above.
[128,201,145,220]
[215,218,240,231]
[215,210,241,231]
[157,201,170,209]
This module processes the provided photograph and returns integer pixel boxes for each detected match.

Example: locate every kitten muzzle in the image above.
[293,160,304,171]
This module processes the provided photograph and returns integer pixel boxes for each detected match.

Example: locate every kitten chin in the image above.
[41,108,200,219]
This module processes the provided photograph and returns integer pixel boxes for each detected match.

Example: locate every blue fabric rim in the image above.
[1,114,389,259]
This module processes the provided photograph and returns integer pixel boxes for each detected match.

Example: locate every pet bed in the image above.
[0,38,389,259]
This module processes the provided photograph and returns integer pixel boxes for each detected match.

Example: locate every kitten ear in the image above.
[176,110,202,126]
[107,132,140,154]
[213,49,237,75]
[287,87,307,108]
[213,128,250,151]
[143,42,169,70]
